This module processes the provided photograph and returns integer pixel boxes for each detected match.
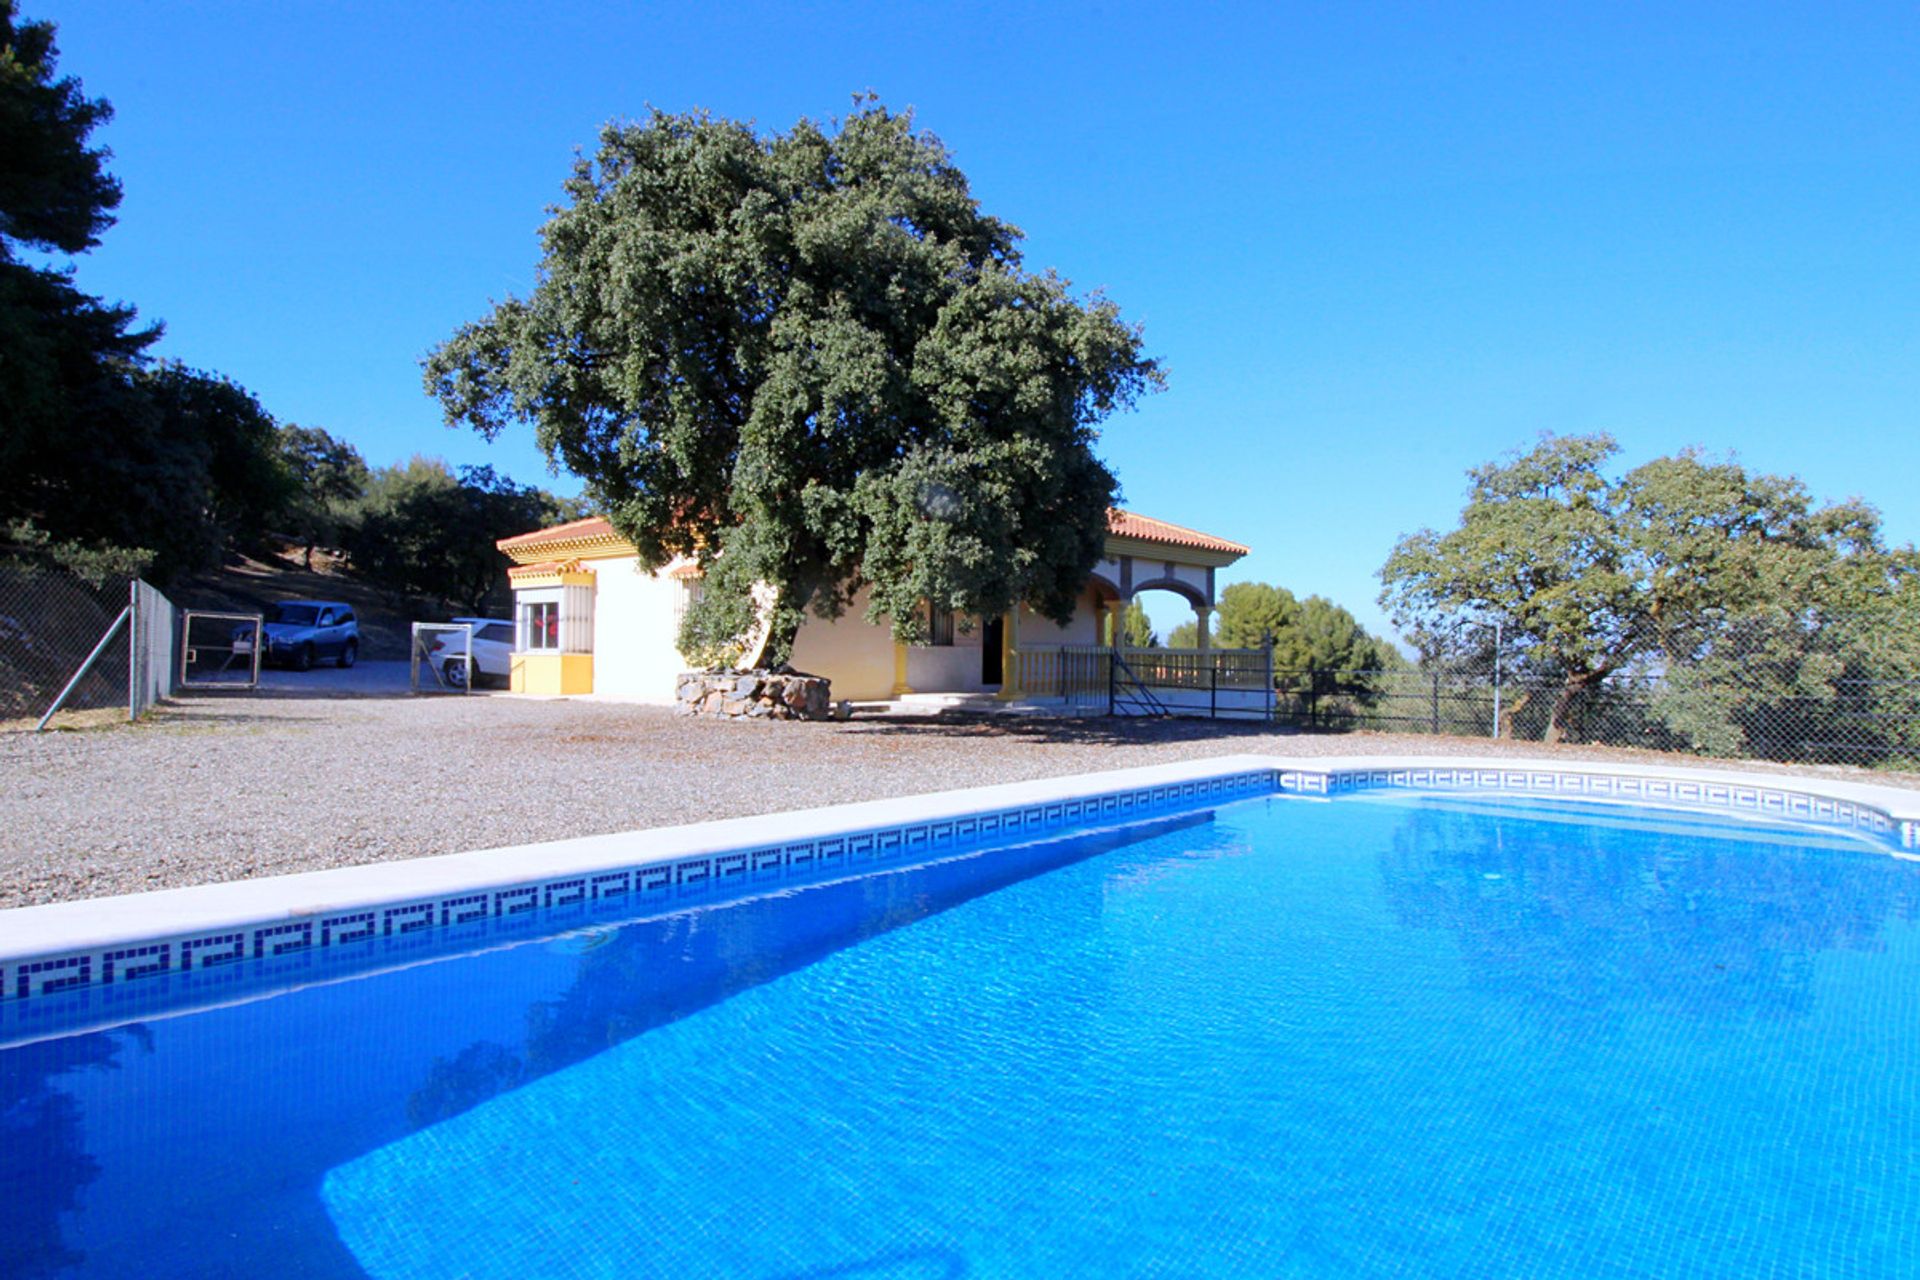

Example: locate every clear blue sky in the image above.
[39,1,1920,640]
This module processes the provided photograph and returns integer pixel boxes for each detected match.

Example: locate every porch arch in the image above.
[1127,576,1208,611]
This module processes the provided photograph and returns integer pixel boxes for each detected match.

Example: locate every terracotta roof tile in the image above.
[499,508,1248,561]
[1105,509,1249,556]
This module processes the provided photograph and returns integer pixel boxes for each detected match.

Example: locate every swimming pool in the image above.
[7,761,1920,1277]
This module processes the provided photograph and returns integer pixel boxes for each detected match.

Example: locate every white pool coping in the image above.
[4,752,1920,977]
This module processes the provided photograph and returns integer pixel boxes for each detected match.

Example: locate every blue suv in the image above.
[246,600,360,671]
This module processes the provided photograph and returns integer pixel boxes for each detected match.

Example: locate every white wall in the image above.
[588,556,689,701]
[1094,555,1210,605]
[1113,686,1274,720]
[1017,584,1102,647]
[788,586,900,702]
[908,643,986,693]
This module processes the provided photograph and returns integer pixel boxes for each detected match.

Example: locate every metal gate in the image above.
[179,611,263,688]
[411,622,474,693]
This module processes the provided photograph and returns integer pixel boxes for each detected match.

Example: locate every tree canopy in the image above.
[279,424,370,567]
[425,98,1161,666]
[0,1,167,568]
[1118,600,1158,648]
[0,0,119,259]
[1379,434,1916,743]
[345,459,584,613]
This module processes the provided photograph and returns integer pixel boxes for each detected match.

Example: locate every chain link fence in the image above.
[1270,611,1920,770]
[1,561,176,728]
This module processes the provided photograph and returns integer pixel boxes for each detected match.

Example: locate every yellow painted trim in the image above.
[503,535,635,565]
[508,569,595,589]
[510,651,594,695]
[891,641,913,697]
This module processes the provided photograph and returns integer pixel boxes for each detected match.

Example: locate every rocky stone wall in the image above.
[675,670,840,720]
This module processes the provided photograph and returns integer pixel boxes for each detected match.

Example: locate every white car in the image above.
[428,618,515,688]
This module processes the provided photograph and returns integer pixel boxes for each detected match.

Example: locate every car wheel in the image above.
[338,640,358,669]
[294,643,315,673]
[445,660,468,689]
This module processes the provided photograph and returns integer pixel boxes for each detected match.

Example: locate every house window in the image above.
[674,577,704,628]
[929,607,955,646]
[522,600,560,651]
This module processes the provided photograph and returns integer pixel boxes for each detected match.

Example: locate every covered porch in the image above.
[876,509,1261,713]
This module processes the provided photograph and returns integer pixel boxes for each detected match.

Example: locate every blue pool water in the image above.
[7,791,1920,1278]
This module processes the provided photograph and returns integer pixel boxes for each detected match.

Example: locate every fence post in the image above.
[1430,667,1441,735]
[1210,660,1218,718]
[1491,617,1502,739]
[1263,637,1274,717]
[126,578,139,723]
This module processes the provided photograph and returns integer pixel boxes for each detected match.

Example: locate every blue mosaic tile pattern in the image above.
[11,783,1920,1276]
[0,769,1275,1032]
[1278,765,1912,846]
[7,762,1913,1037]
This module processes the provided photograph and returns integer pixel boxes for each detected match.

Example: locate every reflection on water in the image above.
[1378,798,1920,1024]
[0,816,1199,1279]
[8,794,1918,1278]
[0,1027,150,1278]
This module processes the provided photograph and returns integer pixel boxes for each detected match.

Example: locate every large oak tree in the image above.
[425,100,1161,665]
[1379,434,1914,745]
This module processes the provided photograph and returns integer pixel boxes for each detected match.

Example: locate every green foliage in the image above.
[1276,595,1397,674]
[0,7,325,586]
[136,362,296,565]
[346,459,580,613]
[0,3,169,572]
[1119,599,1157,648]
[1380,434,1917,746]
[1214,582,1297,650]
[279,424,369,566]
[1166,619,1200,648]
[0,0,119,259]
[425,98,1161,666]
[0,261,161,552]
[1212,580,1398,712]
[3,516,150,585]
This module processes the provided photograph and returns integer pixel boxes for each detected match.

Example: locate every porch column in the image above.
[1195,605,1212,651]
[996,608,1022,700]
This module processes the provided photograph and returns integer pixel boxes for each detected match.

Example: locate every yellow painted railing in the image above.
[1008,644,1111,702]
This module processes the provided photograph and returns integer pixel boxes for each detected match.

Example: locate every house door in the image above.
[982,615,1004,686]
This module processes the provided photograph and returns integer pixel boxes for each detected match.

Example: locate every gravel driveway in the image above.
[4,679,1916,908]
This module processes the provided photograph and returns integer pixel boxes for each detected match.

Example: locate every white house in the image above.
[496,508,1251,703]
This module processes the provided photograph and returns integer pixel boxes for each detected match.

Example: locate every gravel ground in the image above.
[5,666,1917,908]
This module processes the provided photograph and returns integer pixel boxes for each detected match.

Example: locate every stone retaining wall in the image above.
[676,670,838,720]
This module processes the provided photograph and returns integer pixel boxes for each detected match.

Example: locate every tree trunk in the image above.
[738,582,785,671]
[1498,687,1533,740]
[1544,673,1600,744]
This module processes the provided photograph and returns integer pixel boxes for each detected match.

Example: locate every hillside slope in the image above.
[176,547,507,661]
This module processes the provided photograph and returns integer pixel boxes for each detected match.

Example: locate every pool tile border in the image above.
[1276,760,1920,850]
[0,764,1276,1020]
[6,753,1920,1040]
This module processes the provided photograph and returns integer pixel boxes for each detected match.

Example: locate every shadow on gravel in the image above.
[173,661,507,703]
[836,713,1314,748]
